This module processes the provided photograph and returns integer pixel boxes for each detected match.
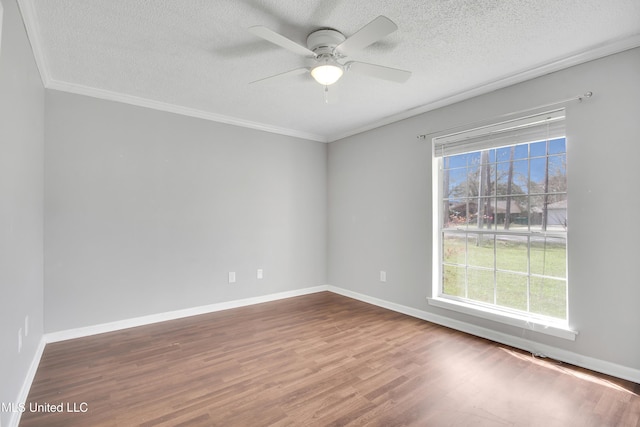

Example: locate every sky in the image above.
[445,138,566,194]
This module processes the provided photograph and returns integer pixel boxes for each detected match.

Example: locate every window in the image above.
[430,110,573,338]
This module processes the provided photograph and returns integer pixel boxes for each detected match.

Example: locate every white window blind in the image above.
[433,109,565,158]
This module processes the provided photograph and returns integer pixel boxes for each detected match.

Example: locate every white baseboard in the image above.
[8,336,46,427]
[10,286,327,427]
[45,285,329,343]
[327,285,640,384]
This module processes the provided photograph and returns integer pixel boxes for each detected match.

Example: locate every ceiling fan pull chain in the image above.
[324,86,329,104]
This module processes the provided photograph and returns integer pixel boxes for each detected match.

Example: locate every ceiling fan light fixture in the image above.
[311,59,343,86]
[249,16,411,87]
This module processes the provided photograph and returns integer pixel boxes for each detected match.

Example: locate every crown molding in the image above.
[45,79,329,142]
[17,0,639,144]
[17,0,328,142]
[17,0,51,87]
[327,33,640,142]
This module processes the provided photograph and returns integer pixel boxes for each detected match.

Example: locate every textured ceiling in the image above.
[19,0,640,141]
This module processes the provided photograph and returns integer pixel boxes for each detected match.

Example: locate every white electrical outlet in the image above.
[380,271,387,282]
[228,272,236,283]
[18,328,23,353]
[257,269,263,279]
[25,315,29,337]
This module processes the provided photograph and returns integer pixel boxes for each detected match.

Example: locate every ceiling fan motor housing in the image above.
[306,29,346,56]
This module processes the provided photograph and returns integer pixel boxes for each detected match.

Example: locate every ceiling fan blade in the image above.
[346,61,411,83]
[248,26,316,57]
[249,68,309,84]
[335,16,397,56]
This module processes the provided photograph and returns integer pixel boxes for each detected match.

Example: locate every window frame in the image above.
[427,110,577,341]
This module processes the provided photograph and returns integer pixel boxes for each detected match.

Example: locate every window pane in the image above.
[496,160,529,196]
[446,167,469,198]
[510,195,529,229]
[496,162,510,196]
[495,197,523,230]
[496,272,528,311]
[443,265,466,298]
[467,162,481,199]
[514,144,529,159]
[529,194,545,231]
[531,237,566,278]
[530,277,566,319]
[473,197,497,229]
[530,141,547,157]
[547,154,567,194]
[487,197,498,229]
[486,148,496,163]
[445,198,474,229]
[548,138,566,155]
[443,233,466,265]
[529,157,547,194]
[443,199,456,229]
[513,160,529,194]
[467,233,494,269]
[546,194,567,231]
[448,151,480,168]
[468,268,494,304]
[497,159,529,197]
[496,234,528,273]
[496,146,512,163]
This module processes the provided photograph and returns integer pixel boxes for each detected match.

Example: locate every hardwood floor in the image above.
[20,292,640,426]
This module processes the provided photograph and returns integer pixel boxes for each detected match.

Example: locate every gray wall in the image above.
[0,0,45,424]
[328,48,640,371]
[44,91,327,332]
[3,1,638,414]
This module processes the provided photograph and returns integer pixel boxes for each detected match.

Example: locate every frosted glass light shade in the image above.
[311,64,343,85]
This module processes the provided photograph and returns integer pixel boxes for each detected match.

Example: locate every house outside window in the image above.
[430,109,572,338]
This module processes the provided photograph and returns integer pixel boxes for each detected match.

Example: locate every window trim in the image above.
[429,112,577,341]
[427,296,577,341]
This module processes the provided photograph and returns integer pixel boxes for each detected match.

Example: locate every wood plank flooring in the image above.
[20,292,640,426]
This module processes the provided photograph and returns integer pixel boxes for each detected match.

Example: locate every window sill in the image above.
[427,296,578,341]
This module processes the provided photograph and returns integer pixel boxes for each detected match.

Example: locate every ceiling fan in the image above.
[248,16,411,86]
